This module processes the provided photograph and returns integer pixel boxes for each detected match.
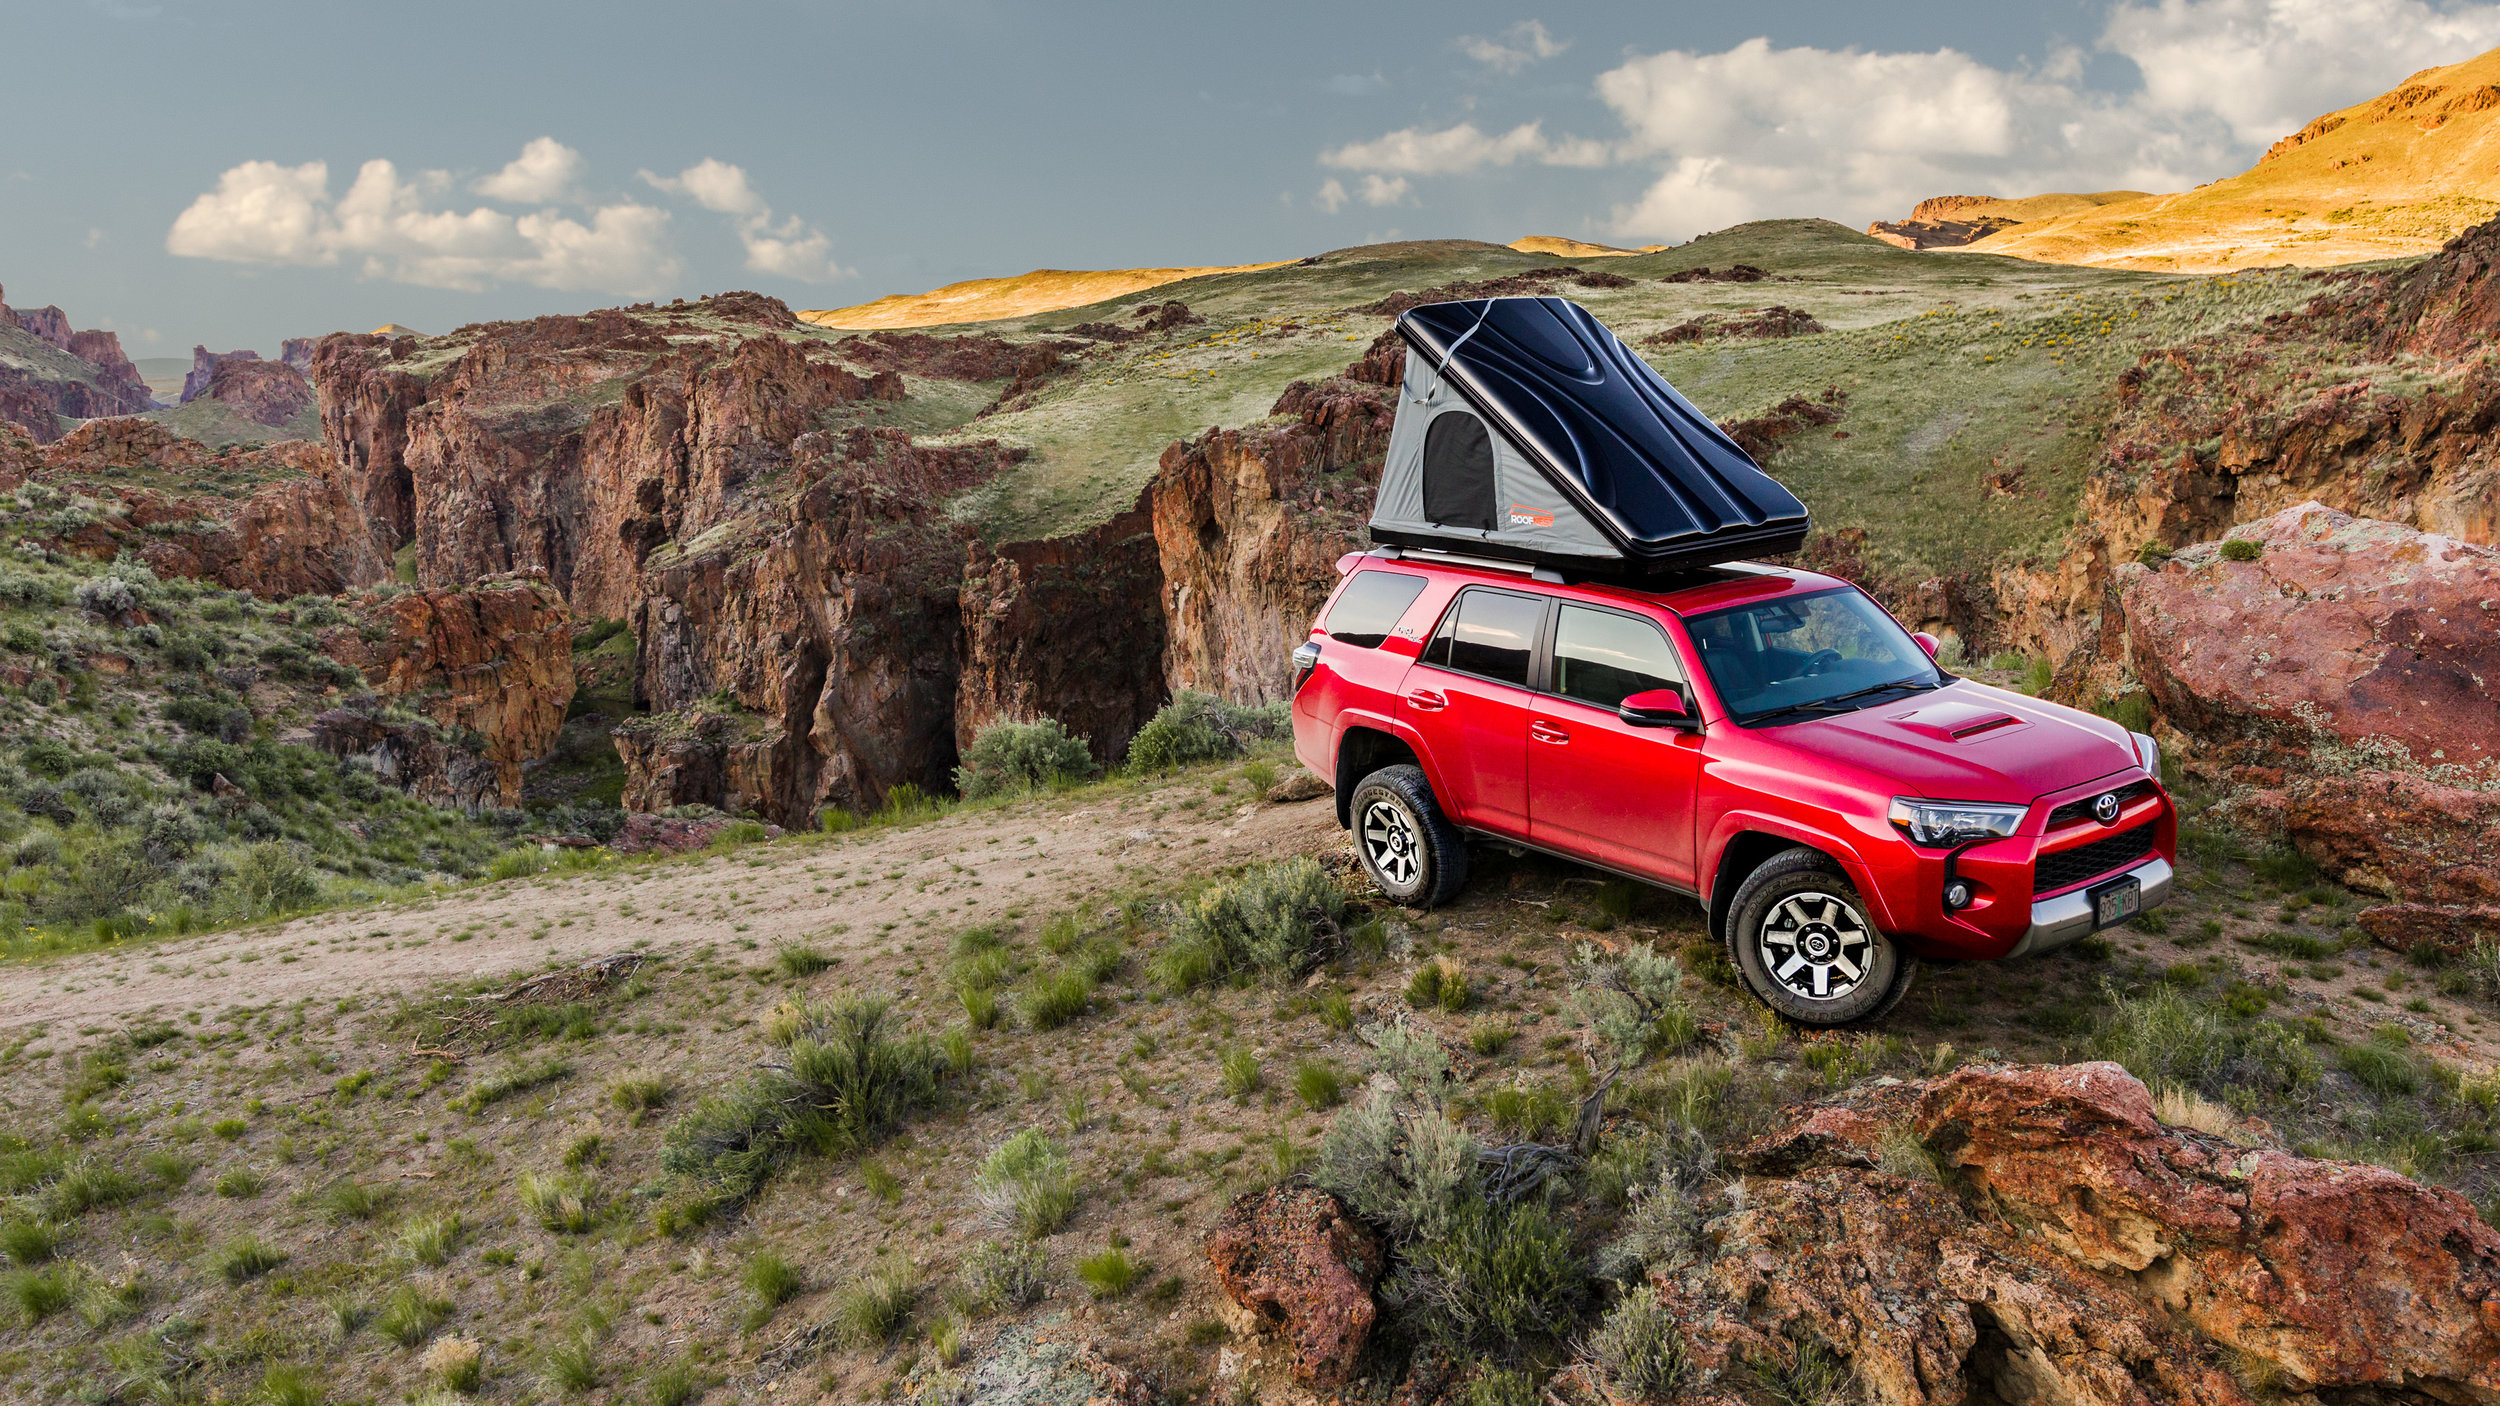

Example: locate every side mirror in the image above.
[1619,687,1699,731]
[1912,631,1941,660]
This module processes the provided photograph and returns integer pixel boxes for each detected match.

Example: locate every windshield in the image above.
[1683,587,1939,723]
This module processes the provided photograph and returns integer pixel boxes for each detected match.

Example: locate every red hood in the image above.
[1757,681,2138,809]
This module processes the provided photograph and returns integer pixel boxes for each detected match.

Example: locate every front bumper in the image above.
[2006,856,2173,959]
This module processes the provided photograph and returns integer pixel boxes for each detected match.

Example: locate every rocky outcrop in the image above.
[327,573,576,804]
[24,420,388,595]
[203,356,315,427]
[1865,216,2017,250]
[0,284,156,439]
[309,331,429,552]
[309,706,502,811]
[1566,1063,2500,1406]
[2116,502,2500,780]
[1206,1187,1385,1387]
[1917,1063,2500,1399]
[180,345,263,404]
[65,330,149,408]
[279,338,317,376]
[1645,306,1826,344]
[956,487,1167,766]
[2230,768,2500,904]
[2358,901,2500,956]
[1152,354,1398,701]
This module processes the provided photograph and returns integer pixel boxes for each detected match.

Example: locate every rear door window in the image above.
[1422,587,1546,688]
[1322,570,1429,649]
[1551,605,1683,709]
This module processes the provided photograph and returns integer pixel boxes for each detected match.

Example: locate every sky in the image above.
[6,0,2500,355]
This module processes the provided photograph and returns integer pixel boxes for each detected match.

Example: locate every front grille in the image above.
[2034,824,2156,895]
[2046,779,2155,829]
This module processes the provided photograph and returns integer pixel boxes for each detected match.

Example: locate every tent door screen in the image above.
[1421,410,1496,530]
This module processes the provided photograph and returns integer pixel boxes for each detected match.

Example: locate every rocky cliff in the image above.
[202,356,315,427]
[0,282,157,440]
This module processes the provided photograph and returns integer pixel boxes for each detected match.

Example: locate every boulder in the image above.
[2230,768,2500,904]
[2119,502,2500,780]
[1206,1186,1385,1386]
[2358,901,2500,956]
[1917,1063,2500,1400]
[1265,771,1331,804]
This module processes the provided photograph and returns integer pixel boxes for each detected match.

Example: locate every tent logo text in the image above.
[1507,504,1554,528]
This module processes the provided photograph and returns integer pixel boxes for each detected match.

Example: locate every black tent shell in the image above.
[1368,296,1811,576]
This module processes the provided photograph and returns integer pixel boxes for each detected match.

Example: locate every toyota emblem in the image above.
[2092,792,2121,824]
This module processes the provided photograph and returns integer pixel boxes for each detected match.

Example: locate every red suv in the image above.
[1290,549,2175,1026]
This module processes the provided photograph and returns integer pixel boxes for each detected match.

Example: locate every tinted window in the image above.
[1424,588,1543,688]
[1552,606,1682,709]
[1323,570,1429,649]
[1685,587,1939,722]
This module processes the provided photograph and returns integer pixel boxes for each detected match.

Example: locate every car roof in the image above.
[1344,550,1852,617]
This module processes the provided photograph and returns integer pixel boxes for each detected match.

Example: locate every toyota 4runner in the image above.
[1290,548,2176,1026]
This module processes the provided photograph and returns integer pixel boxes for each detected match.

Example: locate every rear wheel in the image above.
[1349,764,1467,909]
[1726,848,1916,1027]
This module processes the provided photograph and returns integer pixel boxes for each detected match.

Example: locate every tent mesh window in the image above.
[1421,410,1496,530]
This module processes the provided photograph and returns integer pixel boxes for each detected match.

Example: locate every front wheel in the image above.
[1348,764,1467,909]
[1726,848,1917,1027]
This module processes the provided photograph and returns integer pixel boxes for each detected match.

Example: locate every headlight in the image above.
[2130,730,2162,782]
[1889,798,2027,847]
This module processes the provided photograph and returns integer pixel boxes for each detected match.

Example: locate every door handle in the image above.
[1405,688,1447,713]
[1530,720,1570,744]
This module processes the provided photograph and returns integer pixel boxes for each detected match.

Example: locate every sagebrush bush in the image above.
[1317,1088,1478,1246]
[954,718,1098,799]
[964,1238,1047,1312]
[1587,1286,1693,1398]
[661,995,944,1215]
[1402,1200,1584,1348]
[1153,858,1347,989]
[1125,691,1288,773]
[975,1130,1077,1240]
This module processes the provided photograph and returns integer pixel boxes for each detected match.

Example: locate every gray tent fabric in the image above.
[1373,347,1620,562]
[1367,296,1810,575]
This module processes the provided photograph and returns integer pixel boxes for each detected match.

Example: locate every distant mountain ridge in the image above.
[1880,45,2500,271]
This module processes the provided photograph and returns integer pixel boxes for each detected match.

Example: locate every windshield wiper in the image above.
[1739,677,1938,726]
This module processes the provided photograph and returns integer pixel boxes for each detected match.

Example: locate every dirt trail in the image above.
[0,784,1343,1034]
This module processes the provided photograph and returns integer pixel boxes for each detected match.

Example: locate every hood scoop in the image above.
[1888,700,2030,744]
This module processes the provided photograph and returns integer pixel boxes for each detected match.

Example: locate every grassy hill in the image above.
[1983,46,2500,271]
[798,262,1291,331]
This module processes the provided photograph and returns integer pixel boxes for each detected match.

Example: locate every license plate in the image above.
[2092,877,2142,927]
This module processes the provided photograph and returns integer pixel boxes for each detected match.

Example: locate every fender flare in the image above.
[1702,809,1905,938]
[1330,711,1454,830]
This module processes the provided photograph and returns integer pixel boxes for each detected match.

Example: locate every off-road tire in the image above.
[1726,847,1917,1027]
[1348,765,1467,909]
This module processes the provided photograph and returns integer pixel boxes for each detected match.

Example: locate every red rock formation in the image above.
[65,330,149,408]
[2358,901,2500,956]
[956,486,1167,765]
[8,303,73,350]
[1645,307,1827,345]
[327,573,576,804]
[1152,362,1397,700]
[203,356,315,427]
[2231,768,2500,904]
[1917,1063,2500,1399]
[25,420,387,595]
[835,330,1083,383]
[180,345,263,404]
[309,332,430,552]
[1206,1186,1385,1387]
[2116,502,2500,779]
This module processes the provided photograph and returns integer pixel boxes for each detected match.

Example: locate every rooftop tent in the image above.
[1368,296,1811,576]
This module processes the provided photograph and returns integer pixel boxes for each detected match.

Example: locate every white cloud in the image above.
[1315,178,1349,213]
[1323,120,1603,175]
[166,146,682,296]
[1359,174,1413,206]
[1316,0,2500,245]
[473,136,585,204]
[1459,20,1568,73]
[642,159,849,282]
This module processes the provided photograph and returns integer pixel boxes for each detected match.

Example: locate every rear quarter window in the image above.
[1323,570,1429,649]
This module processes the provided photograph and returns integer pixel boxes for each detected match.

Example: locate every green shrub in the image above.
[216,1235,287,1284]
[1466,1018,1516,1057]
[775,943,833,978]
[319,1179,388,1222]
[4,1266,72,1325]
[964,1238,1047,1313]
[543,1330,601,1394]
[660,996,943,1214]
[1588,1286,1692,1397]
[975,1130,1077,1240]
[609,1076,673,1124]
[1317,1091,1478,1246]
[954,719,1099,799]
[487,849,546,882]
[213,1166,264,1200]
[644,1359,705,1406]
[1126,691,1288,773]
[1077,1247,1145,1299]
[1019,966,1094,1031]
[1319,991,1356,1034]
[1462,1368,1539,1406]
[378,1283,454,1346]
[834,1262,916,1347]
[1294,1060,1345,1111]
[2219,538,2262,562]
[1406,1200,1584,1347]
[0,1219,58,1265]
[1221,1049,1264,1099]
[46,1160,139,1215]
[2337,1041,2423,1096]
[2088,984,2317,1100]
[1154,858,1347,989]
[743,1249,804,1310]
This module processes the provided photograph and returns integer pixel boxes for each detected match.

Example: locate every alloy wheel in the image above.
[1758,890,1873,1002]
[1360,799,1422,889]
